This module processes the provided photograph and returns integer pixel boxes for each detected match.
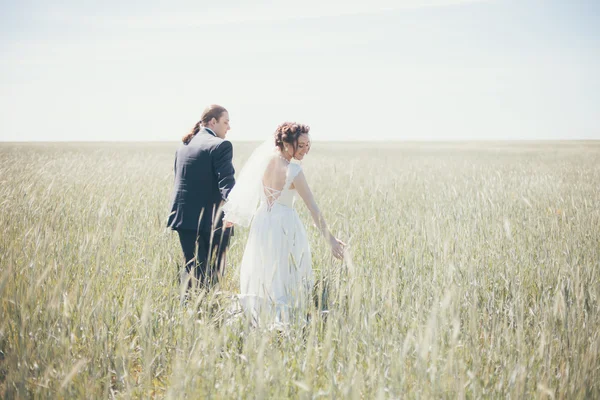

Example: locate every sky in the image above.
[1,0,599,142]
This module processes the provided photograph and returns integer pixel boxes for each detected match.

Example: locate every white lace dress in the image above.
[238,162,313,325]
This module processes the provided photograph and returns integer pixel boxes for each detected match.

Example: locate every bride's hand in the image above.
[330,236,346,260]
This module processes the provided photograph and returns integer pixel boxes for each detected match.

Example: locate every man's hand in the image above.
[224,220,234,229]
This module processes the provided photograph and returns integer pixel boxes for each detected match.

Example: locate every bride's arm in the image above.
[294,171,345,259]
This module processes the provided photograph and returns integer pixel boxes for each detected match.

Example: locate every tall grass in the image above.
[1,141,599,398]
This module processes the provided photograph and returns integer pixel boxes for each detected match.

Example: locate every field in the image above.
[1,141,599,398]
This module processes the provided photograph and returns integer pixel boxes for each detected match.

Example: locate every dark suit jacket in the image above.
[167,128,235,233]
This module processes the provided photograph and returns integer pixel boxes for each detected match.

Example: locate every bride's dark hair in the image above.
[274,122,310,156]
[182,104,228,145]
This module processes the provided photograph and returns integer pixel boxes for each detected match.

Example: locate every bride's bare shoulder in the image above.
[263,156,288,185]
[265,155,288,171]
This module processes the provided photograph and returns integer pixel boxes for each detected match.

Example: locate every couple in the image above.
[167,104,345,324]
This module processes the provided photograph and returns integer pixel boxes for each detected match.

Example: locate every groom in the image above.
[167,104,235,290]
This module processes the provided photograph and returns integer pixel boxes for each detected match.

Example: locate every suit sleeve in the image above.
[212,140,235,201]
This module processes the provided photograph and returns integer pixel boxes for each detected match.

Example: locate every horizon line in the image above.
[1,139,599,144]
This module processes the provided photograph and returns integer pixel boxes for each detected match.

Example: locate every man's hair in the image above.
[182,105,228,144]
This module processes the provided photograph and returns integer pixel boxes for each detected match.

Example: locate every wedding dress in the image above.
[223,140,314,326]
[237,161,313,325]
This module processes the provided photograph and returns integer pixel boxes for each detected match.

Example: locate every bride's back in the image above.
[262,156,288,193]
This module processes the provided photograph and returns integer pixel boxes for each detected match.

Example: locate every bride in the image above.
[223,122,345,325]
